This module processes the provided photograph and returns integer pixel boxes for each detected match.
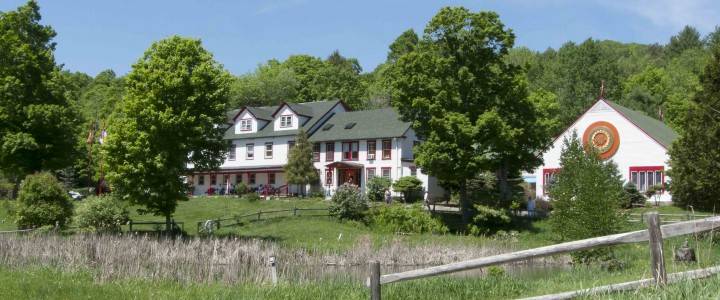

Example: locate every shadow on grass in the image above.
[432,210,547,235]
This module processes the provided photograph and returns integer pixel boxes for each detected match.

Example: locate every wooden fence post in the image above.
[369,260,381,300]
[128,220,133,232]
[647,212,667,286]
[269,255,278,286]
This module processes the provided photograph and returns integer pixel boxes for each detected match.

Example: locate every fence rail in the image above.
[127,220,184,232]
[627,212,716,224]
[196,207,331,233]
[367,213,720,299]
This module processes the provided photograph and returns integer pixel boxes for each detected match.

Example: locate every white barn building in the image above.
[188,100,445,200]
[533,98,678,202]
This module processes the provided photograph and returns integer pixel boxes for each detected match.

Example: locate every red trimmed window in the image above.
[198,175,205,185]
[342,141,359,161]
[268,173,276,185]
[542,168,560,194]
[367,140,377,160]
[235,174,242,184]
[629,166,664,192]
[367,167,376,181]
[381,167,391,179]
[249,173,256,185]
[210,174,217,185]
[325,142,335,161]
[325,170,333,185]
[313,143,321,162]
[382,139,392,160]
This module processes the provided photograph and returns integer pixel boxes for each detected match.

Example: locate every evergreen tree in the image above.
[667,25,704,57]
[284,129,318,197]
[549,132,626,263]
[668,46,720,211]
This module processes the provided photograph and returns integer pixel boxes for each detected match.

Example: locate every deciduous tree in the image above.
[103,36,231,232]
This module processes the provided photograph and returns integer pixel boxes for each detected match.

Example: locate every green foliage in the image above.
[622,183,645,209]
[234,182,249,195]
[15,172,73,229]
[667,25,704,58]
[366,176,391,202]
[370,204,447,234]
[74,195,129,233]
[103,36,231,227]
[386,29,418,63]
[467,204,511,236]
[0,1,80,183]
[669,46,720,211]
[241,193,260,202]
[284,129,319,195]
[329,184,368,221]
[388,7,554,220]
[549,133,627,263]
[392,176,423,203]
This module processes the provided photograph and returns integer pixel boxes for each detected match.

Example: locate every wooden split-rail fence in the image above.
[366,212,720,300]
[196,207,331,232]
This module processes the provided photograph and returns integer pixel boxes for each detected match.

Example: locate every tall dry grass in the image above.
[0,233,564,284]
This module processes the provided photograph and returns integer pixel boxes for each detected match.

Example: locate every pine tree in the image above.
[668,46,720,211]
[284,129,318,197]
[549,132,627,263]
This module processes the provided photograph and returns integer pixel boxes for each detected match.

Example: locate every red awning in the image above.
[326,161,364,169]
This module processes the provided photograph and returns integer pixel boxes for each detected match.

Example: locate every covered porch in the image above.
[324,161,364,196]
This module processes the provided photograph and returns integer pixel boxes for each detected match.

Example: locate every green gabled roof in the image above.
[224,100,342,140]
[308,108,411,142]
[605,100,678,148]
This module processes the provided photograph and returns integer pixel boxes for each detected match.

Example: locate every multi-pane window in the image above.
[280,115,293,128]
[228,144,236,160]
[629,166,664,192]
[367,168,376,181]
[325,142,335,161]
[246,143,254,160]
[239,119,252,131]
[367,140,376,160]
[382,139,392,160]
[210,174,217,185]
[410,167,417,176]
[287,141,295,158]
[235,174,242,184]
[268,173,276,185]
[265,142,273,159]
[249,173,256,184]
[543,168,560,194]
[342,141,359,161]
[313,143,321,162]
[381,167,391,179]
[325,170,333,185]
[198,175,205,185]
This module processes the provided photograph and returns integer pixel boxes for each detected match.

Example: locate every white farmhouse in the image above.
[189,100,445,200]
[533,98,678,202]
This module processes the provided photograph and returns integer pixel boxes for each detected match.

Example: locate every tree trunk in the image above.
[165,214,172,235]
[11,176,20,199]
[496,163,511,208]
[459,180,472,224]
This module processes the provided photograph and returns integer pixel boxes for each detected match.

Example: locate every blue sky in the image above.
[2,0,719,76]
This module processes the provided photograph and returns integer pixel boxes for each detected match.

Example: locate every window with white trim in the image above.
[228,144,236,160]
[280,115,293,128]
[246,143,254,160]
[265,142,273,159]
[239,119,252,131]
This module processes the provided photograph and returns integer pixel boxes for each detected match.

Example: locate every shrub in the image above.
[366,176,391,202]
[622,183,645,208]
[234,182,249,195]
[241,192,261,202]
[549,133,626,264]
[392,176,423,203]
[370,204,448,234]
[15,172,73,229]
[329,184,368,221]
[467,204,511,236]
[74,195,129,233]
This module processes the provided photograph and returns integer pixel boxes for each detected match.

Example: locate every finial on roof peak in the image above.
[599,80,606,99]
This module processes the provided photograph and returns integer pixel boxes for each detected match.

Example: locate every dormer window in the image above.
[280,115,293,128]
[239,119,252,131]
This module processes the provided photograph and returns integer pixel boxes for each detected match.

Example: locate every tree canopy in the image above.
[103,36,231,229]
[0,1,79,189]
[388,7,554,221]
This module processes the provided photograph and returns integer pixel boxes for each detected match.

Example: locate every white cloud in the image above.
[598,0,720,32]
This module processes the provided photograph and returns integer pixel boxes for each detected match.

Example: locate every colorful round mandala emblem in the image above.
[582,121,620,160]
